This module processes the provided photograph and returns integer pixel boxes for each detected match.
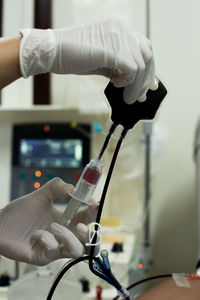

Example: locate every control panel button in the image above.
[34,182,41,189]
[46,173,53,180]
[19,172,26,180]
[35,170,42,178]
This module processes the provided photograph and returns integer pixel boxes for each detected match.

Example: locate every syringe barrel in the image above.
[63,158,103,225]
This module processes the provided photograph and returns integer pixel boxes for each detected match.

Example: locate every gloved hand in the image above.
[19,20,158,104]
[0,178,99,266]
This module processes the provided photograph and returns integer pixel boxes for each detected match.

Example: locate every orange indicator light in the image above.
[137,263,143,269]
[34,182,41,189]
[43,125,51,132]
[35,170,42,177]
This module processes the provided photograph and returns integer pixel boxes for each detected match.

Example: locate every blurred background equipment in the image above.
[11,123,91,203]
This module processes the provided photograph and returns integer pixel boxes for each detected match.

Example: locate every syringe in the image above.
[63,157,103,226]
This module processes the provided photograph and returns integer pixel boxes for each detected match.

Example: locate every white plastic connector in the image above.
[85,222,102,247]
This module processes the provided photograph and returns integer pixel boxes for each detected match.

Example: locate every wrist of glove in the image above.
[0,178,99,266]
[19,20,158,104]
[19,28,57,78]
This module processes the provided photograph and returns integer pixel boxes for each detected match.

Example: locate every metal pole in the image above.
[146,0,151,39]
[195,150,200,267]
[144,133,151,245]
[0,0,3,105]
[194,120,200,268]
[144,0,151,248]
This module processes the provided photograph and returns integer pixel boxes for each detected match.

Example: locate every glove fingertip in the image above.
[76,222,88,237]
[150,77,159,91]
[91,197,99,205]
[137,93,147,102]
[50,222,86,258]
[123,88,136,104]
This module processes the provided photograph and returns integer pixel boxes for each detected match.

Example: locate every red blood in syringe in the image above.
[83,167,101,185]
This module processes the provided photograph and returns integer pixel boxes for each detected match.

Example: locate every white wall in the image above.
[2,0,33,107]
[149,0,200,276]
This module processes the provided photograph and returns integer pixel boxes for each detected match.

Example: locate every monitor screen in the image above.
[19,139,83,168]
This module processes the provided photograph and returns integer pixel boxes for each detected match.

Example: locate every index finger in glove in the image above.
[123,58,158,104]
[30,229,61,266]
[50,222,85,258]
[136,60,158,102]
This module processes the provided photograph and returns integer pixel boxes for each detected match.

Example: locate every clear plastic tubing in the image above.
[63,157,103,226]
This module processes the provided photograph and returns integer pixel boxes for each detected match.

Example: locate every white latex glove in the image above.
[19,20,158,104]
[0,178,99,266]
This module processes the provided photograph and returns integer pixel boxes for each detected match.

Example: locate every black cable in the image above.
[47,127,170,300]
[89,127,128,286]
[112,274,172,300]
[98,122,117,159]
[46,124,121,299]
[46,256,90,300]
[97,127,128,224]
